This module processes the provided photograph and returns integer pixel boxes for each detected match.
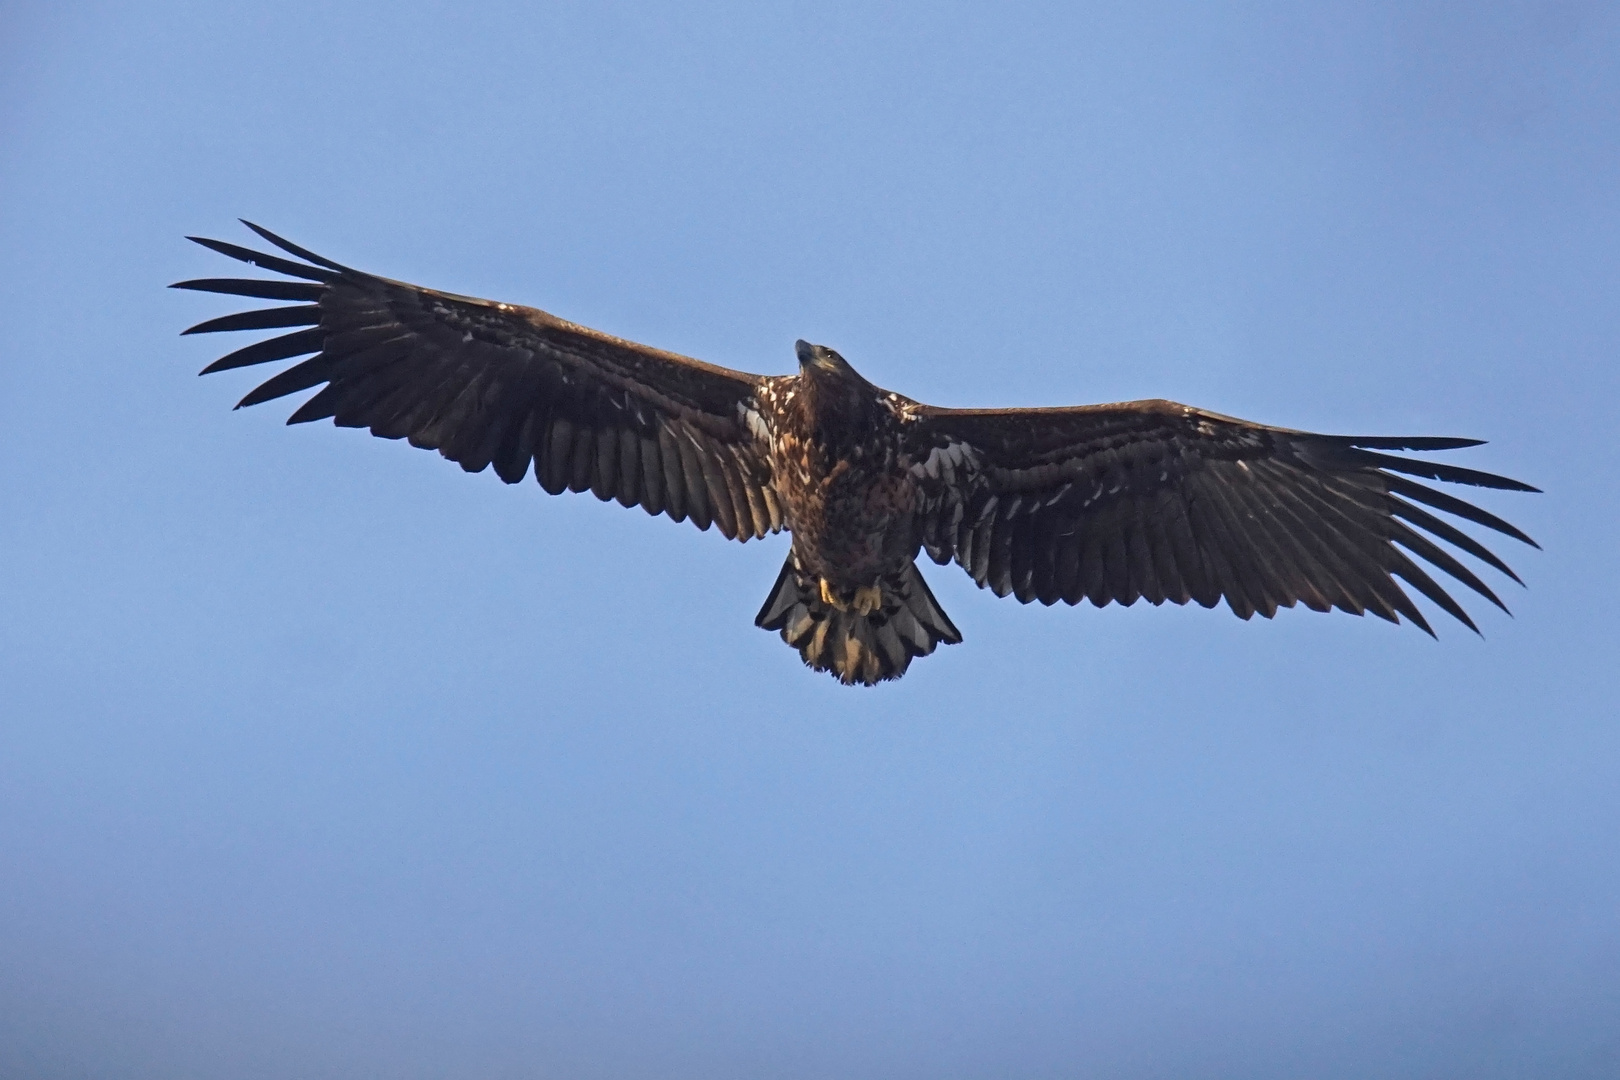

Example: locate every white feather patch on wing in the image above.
[909,439,980,485]
[737,402,772,442]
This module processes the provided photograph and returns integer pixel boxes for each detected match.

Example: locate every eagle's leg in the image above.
[819,577,839,608]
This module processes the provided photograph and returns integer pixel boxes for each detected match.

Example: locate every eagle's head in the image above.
[795,339,861,380]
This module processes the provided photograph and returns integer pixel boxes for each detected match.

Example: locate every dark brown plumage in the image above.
[176,223,1539,685]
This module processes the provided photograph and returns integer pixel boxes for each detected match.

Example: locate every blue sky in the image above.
[2,2,1617,1077]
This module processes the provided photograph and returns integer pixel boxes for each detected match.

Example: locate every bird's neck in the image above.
[799,368,882,448]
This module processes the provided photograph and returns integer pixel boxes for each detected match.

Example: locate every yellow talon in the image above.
[818,579,882,615]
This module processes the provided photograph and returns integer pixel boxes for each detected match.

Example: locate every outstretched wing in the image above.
[175,223,784,541]
[905,400,1538,633]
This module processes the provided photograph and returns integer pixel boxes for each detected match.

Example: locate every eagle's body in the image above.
[177,224,1538,684]
[762,350,921,589]
[750,350,962,680]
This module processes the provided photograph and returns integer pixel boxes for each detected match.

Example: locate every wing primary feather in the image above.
[1381,475,1539,548]
[172,278,324,301]
[285,384,343,425]
[1277,472,1427,628]
[1386,522,1509,613]
[1325,435,1486,451]
[1343,448,1540,492]
[199,328,324,374]
[1385,496,1521,585]
[239,221,357,273]
[184,236,336,282]
[183,305,321,335]
[235,357,334,409]
[1326,473,1528,586]
[1384,549,1474,634]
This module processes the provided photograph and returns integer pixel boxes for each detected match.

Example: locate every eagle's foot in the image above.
[816,578,883,615]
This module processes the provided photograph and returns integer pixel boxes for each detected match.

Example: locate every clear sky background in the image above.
[2,2,1617,1077]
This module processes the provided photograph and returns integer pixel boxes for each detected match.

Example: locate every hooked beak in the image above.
[796,339,841,372]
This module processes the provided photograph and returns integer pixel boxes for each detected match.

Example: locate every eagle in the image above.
[175,223,1538,685]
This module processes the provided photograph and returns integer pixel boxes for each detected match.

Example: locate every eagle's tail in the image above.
[754,558,962,685]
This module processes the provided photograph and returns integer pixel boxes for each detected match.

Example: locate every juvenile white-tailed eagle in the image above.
[176,223,1538,685]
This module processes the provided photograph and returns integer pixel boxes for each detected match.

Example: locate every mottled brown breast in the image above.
[760,368,922,586]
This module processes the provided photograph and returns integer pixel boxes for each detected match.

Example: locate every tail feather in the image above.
[755,559,962,685]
